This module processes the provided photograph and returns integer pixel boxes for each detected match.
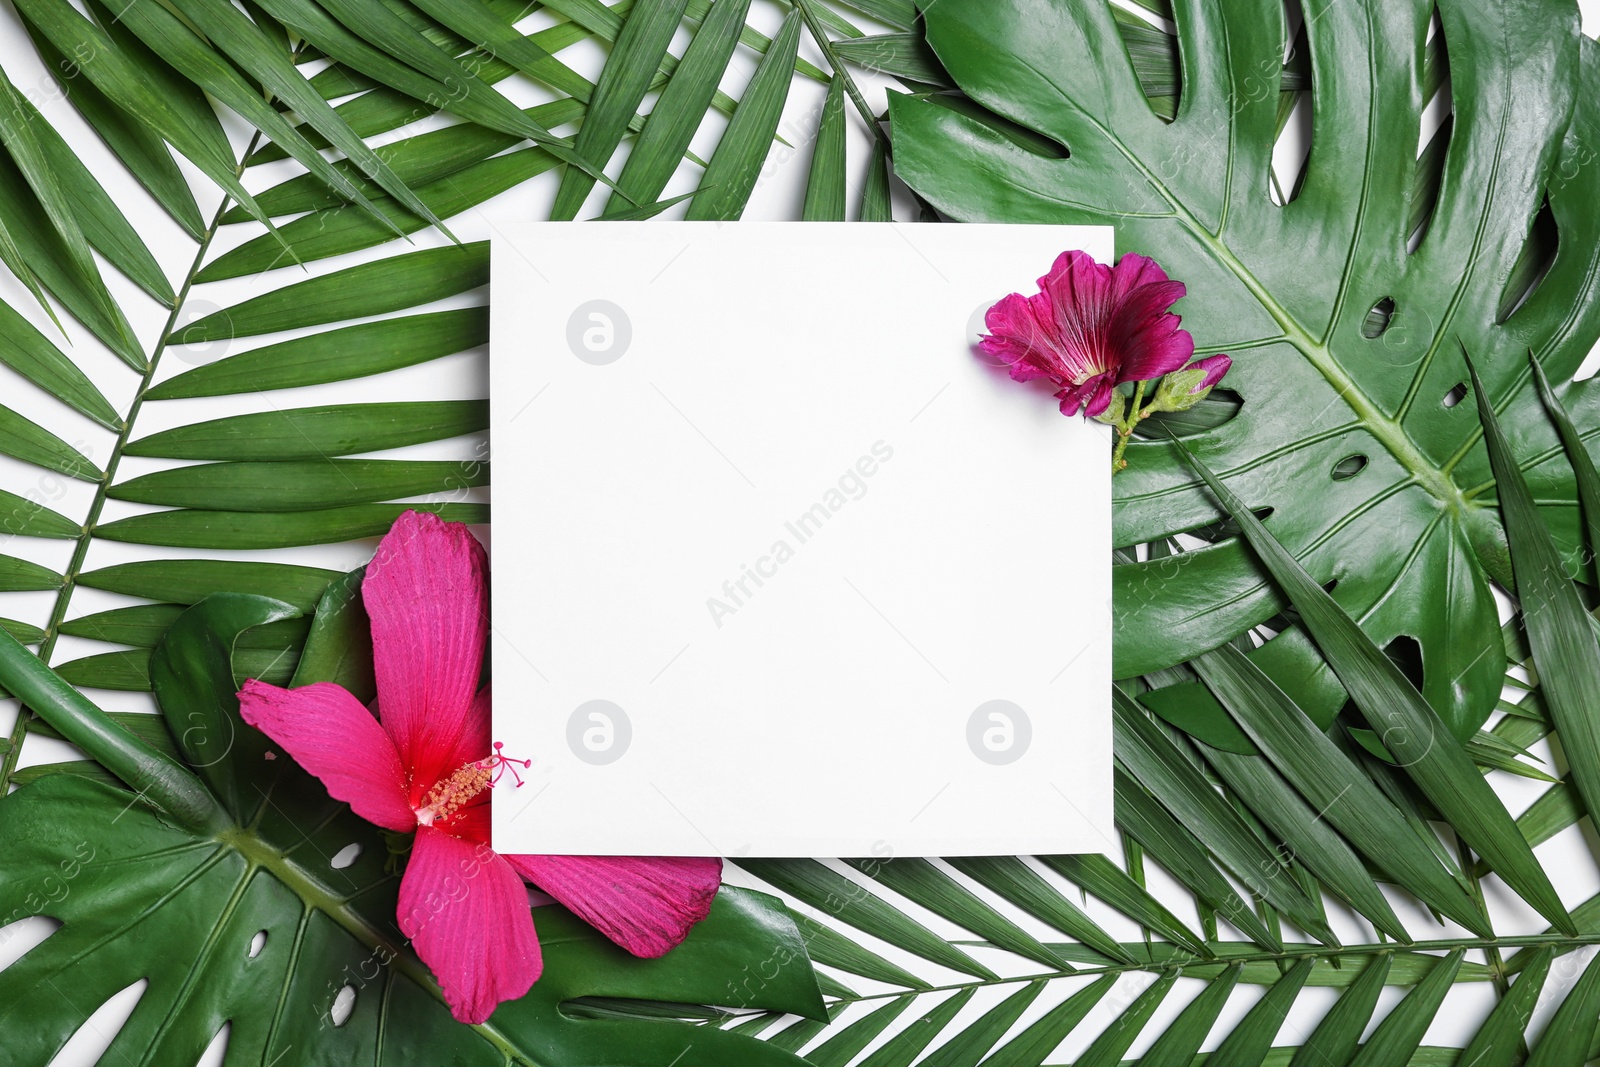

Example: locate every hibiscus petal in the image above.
[505,854,722,958]
[1056,382,1091,415]
[441,685,493,779]
[1107,251,1173,299]
[1107,278,1188,332]
[437,787,491,845]
[399,826,543,1024]
[1116,316,1196,382]
[237,679,415,832]
[1038,251,1113,345]
[1079,376,1118,418]
[979,293,1052,375]
[1108,274,1193,383]
[1039,249,1115,312]
[364,510,490,802]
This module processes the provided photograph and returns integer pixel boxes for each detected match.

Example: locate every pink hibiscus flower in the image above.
[979,250,1197,417]
[238,510,721,1024]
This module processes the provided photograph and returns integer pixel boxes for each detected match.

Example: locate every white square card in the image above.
[490,222,1113,858]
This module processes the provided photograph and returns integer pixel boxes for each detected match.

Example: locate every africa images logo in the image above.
[706,440,895,628]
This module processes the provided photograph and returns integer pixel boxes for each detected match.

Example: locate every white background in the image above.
[0,0,1596,1063]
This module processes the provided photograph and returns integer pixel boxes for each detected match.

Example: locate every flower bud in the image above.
[1150,354,1231,413]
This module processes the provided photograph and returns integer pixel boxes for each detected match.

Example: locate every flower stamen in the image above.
[489,741,533,787]
[412,744,533,825]
[414,761,492,826]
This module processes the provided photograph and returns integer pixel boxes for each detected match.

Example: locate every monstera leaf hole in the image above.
[0,915,57,971]
[1383,635,1427,692]
[1361,297,1396,338]
[329,842,362,870]
[60,979,148,1065]
[1134,388,1244,438]
[1404,10,1455,251]
[1114,0,1184,121]
[1442,381,1469,407]
[202,1023,229,1064]
[247,931,266,959]
[1412,120,1453,251]
[1330,453,1370,480]
[1497,196,1560,323]
[330,984,357,1028]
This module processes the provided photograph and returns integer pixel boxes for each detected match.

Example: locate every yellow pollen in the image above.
[415,761,492,826]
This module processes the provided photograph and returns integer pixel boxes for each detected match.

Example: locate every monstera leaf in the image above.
[0,593,823,1065]
[888,0,1600,742]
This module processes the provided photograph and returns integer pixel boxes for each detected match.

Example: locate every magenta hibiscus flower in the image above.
[238,510,721,1024]
[979,250,1197,418]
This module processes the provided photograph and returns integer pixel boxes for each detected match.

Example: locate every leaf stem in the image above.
[814,931,1600,1010]
[1112,380,1148,472]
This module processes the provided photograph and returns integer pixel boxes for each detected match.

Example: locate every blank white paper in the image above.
[490,222,1114,858]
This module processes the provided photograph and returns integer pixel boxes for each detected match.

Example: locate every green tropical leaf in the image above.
[888,0,1600,752]
[1040,853,1209,958]
[843,857,1072,970]
[607,0,754,212]
[198,148,560,281]
[685,9,803,221]
[551,0,690,219]
[123,401,488,462]
[1136,963,1240,1067]
[1456,947,1550,1067]
[0,1,1597,1062]
[801,76,848,221]
[177,243,489,342]
[1172,440,1570,933]
[1114,692,1332,940]
[1468,352,1600,865]
[1114,767,1288,951]
[832,34,948,85]
[1523,948,1600,1065]
[1203,957,1313,1066]
[910,981,1042,1066]
[15,0,280,239]
[1289,954,1393,1066]
[0,596,823,1064]
[1078,972,1180,1066]
[945,855,1134,964]
[0,405,99,481]
[95,501,489,550]
[3,78,174,307]
[988,975,1118,1066]
[79,560,342,610]
[853,989,973,1067]
[1347,951,1464,1066]
[804,998,913,1067]
[150,309,489,399]
[0,56,148,347]
[1193,644,1490,935]
[21,16,207,239]
[739,858,998,979]
[0,298,120,429]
